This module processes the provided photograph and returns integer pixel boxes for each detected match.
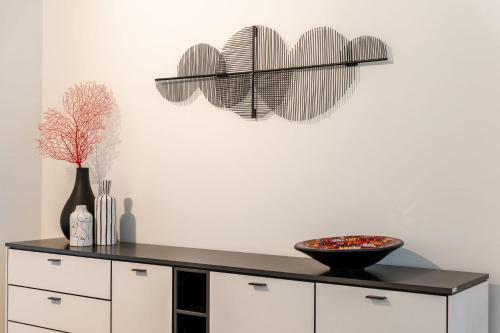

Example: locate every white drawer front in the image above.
[8,286,110,333]
[210,272,314,333]
[8,249,110,299]
[316,283,447,333]
[8,322,57,333]
[112,261,172,333]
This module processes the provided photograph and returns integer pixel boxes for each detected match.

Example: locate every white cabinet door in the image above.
[8,322,57,333]
[316,283,447,333]
[112,261,172,333]
[8,249,111,299]
[8,286,110,333]
[210,272,314,333]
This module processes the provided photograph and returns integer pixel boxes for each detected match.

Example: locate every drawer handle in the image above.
[365,295,387,301]
[48,297,61,302]
[132,268,147,273]
[47,259,61,263]
[248,282,267,287]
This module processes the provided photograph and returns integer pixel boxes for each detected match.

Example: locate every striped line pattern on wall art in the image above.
[95,180,118,246]
[156,25,389,122]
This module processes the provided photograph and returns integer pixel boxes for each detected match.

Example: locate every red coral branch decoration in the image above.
[38,82,114,168]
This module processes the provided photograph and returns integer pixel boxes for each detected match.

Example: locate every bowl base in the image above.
[329,267,366,275]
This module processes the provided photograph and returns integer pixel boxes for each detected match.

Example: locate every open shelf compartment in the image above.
[176,313,206,333]
[174,268,209,333]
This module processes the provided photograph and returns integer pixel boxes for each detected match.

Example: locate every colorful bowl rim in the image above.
[294,235,404,253]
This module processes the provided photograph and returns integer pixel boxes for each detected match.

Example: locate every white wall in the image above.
[0,0,42,331]
[41,0,500,331]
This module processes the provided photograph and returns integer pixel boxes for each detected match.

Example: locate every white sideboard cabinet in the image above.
[5,239,489,333]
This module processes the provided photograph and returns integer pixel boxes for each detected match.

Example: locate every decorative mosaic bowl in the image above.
[294,236,404,272]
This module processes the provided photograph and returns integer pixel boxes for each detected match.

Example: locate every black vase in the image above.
[60,168,95,240]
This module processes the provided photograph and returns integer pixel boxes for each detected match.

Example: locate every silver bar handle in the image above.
[365,295,387,301]
[47,259,61,263]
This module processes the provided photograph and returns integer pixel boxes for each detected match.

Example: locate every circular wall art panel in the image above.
[155,25,389,122]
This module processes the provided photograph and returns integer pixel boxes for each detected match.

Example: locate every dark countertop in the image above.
[6,238,488,296]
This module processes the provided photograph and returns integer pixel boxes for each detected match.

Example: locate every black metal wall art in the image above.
[155,26,389,122]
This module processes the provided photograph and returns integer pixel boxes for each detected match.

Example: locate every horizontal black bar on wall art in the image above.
[154,57,389,82]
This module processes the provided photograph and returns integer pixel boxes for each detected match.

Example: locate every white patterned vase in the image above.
[70,205,93,247]
[95,180,118,245]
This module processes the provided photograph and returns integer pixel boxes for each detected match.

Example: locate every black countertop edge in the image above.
[6,239,489,297]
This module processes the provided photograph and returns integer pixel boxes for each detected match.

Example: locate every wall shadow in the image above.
[86,100,121,186]
[379,248,440,269]
[119,197,136,243]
